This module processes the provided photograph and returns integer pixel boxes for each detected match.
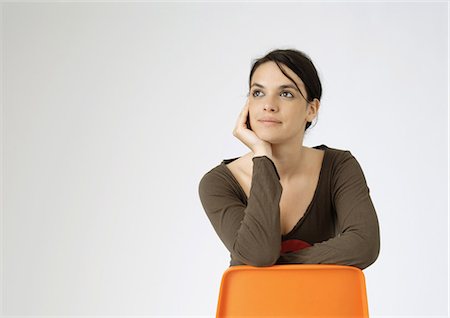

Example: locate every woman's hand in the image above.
[232,99,273,158]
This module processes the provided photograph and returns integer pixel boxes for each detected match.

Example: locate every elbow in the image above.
[232,238,281,267]
[358,248,379,270]
[249,255,279,267]
[358,234,380,270]
[368,236,381,266]
[232,250,279,267]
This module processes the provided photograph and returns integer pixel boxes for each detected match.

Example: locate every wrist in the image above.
[253,148,273,159]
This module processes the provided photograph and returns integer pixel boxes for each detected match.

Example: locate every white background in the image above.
[1,2,448,317]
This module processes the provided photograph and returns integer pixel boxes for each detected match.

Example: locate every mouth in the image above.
[258,116,282,124]
[259,120,282,125]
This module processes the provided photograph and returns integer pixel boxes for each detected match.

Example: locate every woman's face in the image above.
[248,61,317,144]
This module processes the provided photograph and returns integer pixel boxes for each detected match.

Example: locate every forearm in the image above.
[277,226,380,270]
[232,156,282,266]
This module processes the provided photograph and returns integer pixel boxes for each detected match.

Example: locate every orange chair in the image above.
[216,264,369,317]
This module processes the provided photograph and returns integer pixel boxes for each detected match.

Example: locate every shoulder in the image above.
[322,145,370,190]
[198,158,241,198]
[200,152,252,184]
[319,144,367,178]
[325,145,363,166]
[198,159,249,212]
[321,144,354,160]
[198,163,228,191]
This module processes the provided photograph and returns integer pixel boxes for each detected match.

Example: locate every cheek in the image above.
[289,108,305,118]
[285,113,304,127]
[248,105,257,117]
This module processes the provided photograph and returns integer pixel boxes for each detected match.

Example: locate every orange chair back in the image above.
[216,264,369,317]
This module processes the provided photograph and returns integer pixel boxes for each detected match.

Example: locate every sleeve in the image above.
[198,156,283,267]
[276,151,380,270]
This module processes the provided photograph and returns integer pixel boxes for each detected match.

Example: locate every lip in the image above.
[258,118,282,123]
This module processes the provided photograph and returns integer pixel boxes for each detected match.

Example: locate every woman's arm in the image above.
[277,152,380,270]
[198,156,283,266]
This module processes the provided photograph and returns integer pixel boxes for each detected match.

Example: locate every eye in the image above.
[251,90,263,97]
[281,91,294,98]
[251,90,294,98]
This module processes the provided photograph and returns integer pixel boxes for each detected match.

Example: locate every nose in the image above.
[261,93,280,112]
[263,102,278,112]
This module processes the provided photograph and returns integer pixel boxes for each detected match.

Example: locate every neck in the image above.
[269,141,310,182]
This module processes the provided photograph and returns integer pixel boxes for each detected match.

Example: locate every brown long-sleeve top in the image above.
[198,144,380,270]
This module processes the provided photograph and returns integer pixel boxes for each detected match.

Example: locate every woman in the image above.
[198,48,380,270]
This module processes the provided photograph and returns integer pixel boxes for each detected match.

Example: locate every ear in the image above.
[306,98,320,122]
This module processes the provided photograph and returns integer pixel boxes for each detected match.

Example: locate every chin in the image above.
[255,131,283,144]
[255,128,302,145]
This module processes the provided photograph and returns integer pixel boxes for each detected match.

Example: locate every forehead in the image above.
[251,61,305,89]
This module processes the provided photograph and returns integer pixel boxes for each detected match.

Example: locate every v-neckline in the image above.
[220,145,329,238]
[281,146,328,238]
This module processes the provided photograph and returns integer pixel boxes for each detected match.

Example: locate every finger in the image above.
[236,99,247,116]
[242,99,249,112]
[239,103,250,127]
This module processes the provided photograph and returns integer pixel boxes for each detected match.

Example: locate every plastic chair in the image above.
[216,264,369,317]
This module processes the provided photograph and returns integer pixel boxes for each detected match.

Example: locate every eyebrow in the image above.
[250,82,300,92]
